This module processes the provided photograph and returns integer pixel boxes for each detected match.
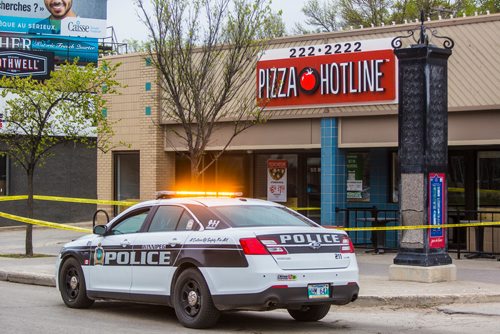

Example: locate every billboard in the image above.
[0,0,107,38]
[0,49,55,79]
[256,38,397,109]
[0,32,98,65]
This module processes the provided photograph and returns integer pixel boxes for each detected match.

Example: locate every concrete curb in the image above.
[0,270,55,287]
[354,294,500,308]
[2,270,500,309]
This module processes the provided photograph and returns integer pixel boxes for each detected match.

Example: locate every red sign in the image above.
[256,38,397,109]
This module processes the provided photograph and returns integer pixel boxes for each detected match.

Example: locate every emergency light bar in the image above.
[156,190,243,199]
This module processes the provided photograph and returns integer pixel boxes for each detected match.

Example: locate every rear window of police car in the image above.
[210,206,317,228]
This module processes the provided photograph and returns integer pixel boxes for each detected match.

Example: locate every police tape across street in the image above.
[0,194,499,234]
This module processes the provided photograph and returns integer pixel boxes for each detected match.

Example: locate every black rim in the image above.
[64,266,80,300]
[179,278,201,317]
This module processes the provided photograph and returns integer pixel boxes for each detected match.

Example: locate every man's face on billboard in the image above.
[44,0,73,19]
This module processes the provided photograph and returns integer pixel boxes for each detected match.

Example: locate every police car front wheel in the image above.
[59,257,94,308]
[173,268,220,329]
[287,304,331,322]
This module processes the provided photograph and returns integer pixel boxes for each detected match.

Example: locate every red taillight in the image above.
[240,238,269,255]
[259,238,288,255]
[340,235,355,253]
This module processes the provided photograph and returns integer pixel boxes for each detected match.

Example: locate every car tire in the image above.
[59,257,94,308]
[173,268,221,329]
[287,304,331,322]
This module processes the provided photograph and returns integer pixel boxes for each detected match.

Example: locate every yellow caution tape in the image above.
[0,211,92,233]
[1,207,499,234]
[0,195,138,206]
[0,195,29,202]
[32,195,139,207]
[329,221,500,231]
[290,207,321,211]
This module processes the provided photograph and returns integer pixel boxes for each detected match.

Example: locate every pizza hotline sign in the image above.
[256,38,397,109]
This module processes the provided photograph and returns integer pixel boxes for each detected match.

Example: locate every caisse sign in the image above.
[256,38,397,109]
[267,159,287,203]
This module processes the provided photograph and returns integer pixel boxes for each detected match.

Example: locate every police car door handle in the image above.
[121,240,130,248]
[170,238,178,246]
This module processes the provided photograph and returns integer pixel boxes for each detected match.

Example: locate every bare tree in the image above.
[136,0,283,184]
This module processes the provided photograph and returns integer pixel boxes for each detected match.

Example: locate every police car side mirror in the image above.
[93,225,107,236]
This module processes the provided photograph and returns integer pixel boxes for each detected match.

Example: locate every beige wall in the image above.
[339,110,500,148]
[165,118,321,151]
[98,53,175,212]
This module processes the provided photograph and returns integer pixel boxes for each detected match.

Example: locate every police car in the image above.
[56,193,359,329]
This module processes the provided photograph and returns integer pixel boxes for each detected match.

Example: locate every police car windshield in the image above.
[209,205,317,228]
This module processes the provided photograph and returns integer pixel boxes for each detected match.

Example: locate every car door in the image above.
[88,207,151,294]
[131,205,201,296]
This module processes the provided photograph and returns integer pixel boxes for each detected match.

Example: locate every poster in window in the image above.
[346,153,370,202]
[267,160,287,202]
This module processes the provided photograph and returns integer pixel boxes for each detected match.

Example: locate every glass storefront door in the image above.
[306,157,321,222]
[0,155,7,196]
[114,152,140,214]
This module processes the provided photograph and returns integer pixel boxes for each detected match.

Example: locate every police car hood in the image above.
[63,234,96,247]
[245,226,353,270]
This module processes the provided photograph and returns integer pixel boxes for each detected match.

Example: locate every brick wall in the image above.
[98,53,175,216]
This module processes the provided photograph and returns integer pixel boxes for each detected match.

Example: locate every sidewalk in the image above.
[1,225,500,308]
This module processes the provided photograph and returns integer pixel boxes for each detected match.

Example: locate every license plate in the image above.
[307,283,330,299]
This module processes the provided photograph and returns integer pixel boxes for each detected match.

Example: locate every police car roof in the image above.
[141,197,281,208]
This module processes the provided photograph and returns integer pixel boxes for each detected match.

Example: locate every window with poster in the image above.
[254,154,298,207]
[346,152,370,202]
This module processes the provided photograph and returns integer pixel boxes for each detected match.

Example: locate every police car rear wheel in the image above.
[173,268,220,329]
[59,257,94,309]
[287,304,331,322]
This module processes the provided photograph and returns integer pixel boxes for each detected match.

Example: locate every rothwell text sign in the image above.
[256,38,397,109]
[0,49,54,79]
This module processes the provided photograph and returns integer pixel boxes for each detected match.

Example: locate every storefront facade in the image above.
[99,14,500,235]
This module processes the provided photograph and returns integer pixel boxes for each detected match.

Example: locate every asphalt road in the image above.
[1,281,499,334]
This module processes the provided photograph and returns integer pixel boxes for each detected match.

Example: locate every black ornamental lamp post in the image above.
[390,11,456,279]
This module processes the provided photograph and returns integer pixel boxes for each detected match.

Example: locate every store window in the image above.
[448,155,466,209]
[0,155,7,196]
[477,151,500,208]
[114,152,140,213]
[346,152,370,202]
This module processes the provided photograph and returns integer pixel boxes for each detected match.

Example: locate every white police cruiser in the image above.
[56,193,359,329]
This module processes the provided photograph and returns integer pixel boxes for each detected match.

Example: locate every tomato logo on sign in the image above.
[298,67,320,95]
